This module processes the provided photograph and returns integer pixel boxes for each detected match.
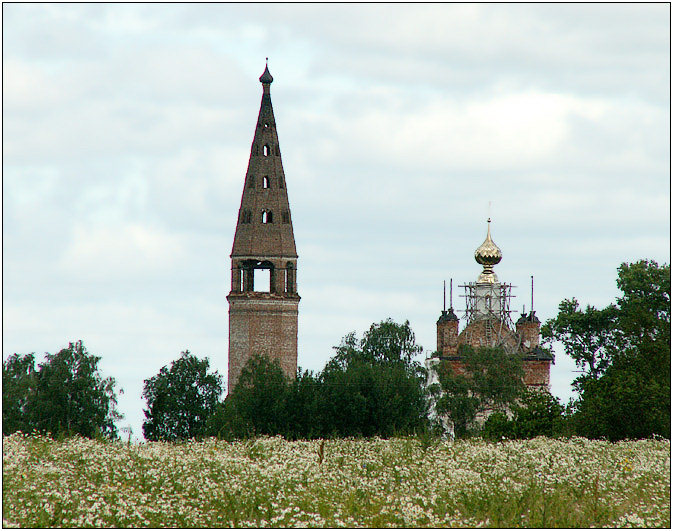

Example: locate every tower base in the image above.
[227,293,299,392]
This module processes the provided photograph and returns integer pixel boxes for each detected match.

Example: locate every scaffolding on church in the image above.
[458,282,519,350]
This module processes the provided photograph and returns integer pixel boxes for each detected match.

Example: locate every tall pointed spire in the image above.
[231,61,297,258]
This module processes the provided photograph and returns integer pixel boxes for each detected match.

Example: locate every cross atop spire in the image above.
[259,59,273,85]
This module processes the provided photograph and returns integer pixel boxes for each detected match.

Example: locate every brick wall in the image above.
[437,319,459,354]
[523,360,551,388]
[435,316,551,392]
[516,320,540,349]
[227,294,299,391]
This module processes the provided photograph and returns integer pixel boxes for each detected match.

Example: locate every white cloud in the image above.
[58,224,184,282]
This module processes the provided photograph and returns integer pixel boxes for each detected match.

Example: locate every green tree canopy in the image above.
[3,341,121,438]
[142,350,223,441]
[541,299,617,390]
[2,353,37,435]
[219,354,291,438]
[325,319,424,373]
[320,319,429,437]
[208,319,430,440]
[483,389,566,441]
[206,355,322,440]
[544,260,670,440]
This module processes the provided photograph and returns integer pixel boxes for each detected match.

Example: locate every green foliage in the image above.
[573,363,670,441]
[142,350,223,441]
[434,365,481,438]
[544,260,670,440]
[435,345,525,438]
[319,319,429,437]
[209,354,291,440]
[285,369,323,439]
[481,411,513,440]
[209,319,430,440]
[320,359,428,438]
[483,390,566,441]
[510,389,566,438]
[614,260,670,349]
[541,299,617,390]
[2,341,121,438]
[3,353,37,435]
[326,319,423,372]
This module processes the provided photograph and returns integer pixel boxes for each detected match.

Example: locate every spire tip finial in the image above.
[259,60,273,84]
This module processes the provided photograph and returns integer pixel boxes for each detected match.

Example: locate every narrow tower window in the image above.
[285,262,294,293]
[282,210,290,223]
[262,210,273,224]
[263,176,270,189]
[263,144,270,157]
[263,122,269,129]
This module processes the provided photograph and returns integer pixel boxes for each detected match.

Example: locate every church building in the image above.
[227,64,300,392]
[428,218,553,391]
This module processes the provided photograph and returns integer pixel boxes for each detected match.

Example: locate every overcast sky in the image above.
[3,3,670,440]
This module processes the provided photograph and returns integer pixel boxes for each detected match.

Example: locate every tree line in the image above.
[3,260,669,442]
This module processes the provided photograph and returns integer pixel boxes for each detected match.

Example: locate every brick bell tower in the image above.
[227,62,300,392]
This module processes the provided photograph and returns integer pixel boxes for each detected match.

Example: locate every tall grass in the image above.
[3,433,669,528]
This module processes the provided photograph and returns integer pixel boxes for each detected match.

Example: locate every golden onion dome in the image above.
[474,218,502,283]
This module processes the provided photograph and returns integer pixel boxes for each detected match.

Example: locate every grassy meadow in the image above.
[2,433,670,528]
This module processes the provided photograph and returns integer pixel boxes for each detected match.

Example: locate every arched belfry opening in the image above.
[237,259,276,294]
[227,63,300,392]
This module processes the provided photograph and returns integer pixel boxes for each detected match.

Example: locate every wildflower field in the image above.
[2,433,670,528]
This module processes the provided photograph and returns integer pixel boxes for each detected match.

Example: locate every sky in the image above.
[3,3,670,441]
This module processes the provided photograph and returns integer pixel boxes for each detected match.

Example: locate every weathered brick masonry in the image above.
[227,64,299,391]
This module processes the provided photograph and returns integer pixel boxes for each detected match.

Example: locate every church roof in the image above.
[517,311,541,324]
[475,218,502,283]
[438,308,459,323]
[474,218,502,267]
